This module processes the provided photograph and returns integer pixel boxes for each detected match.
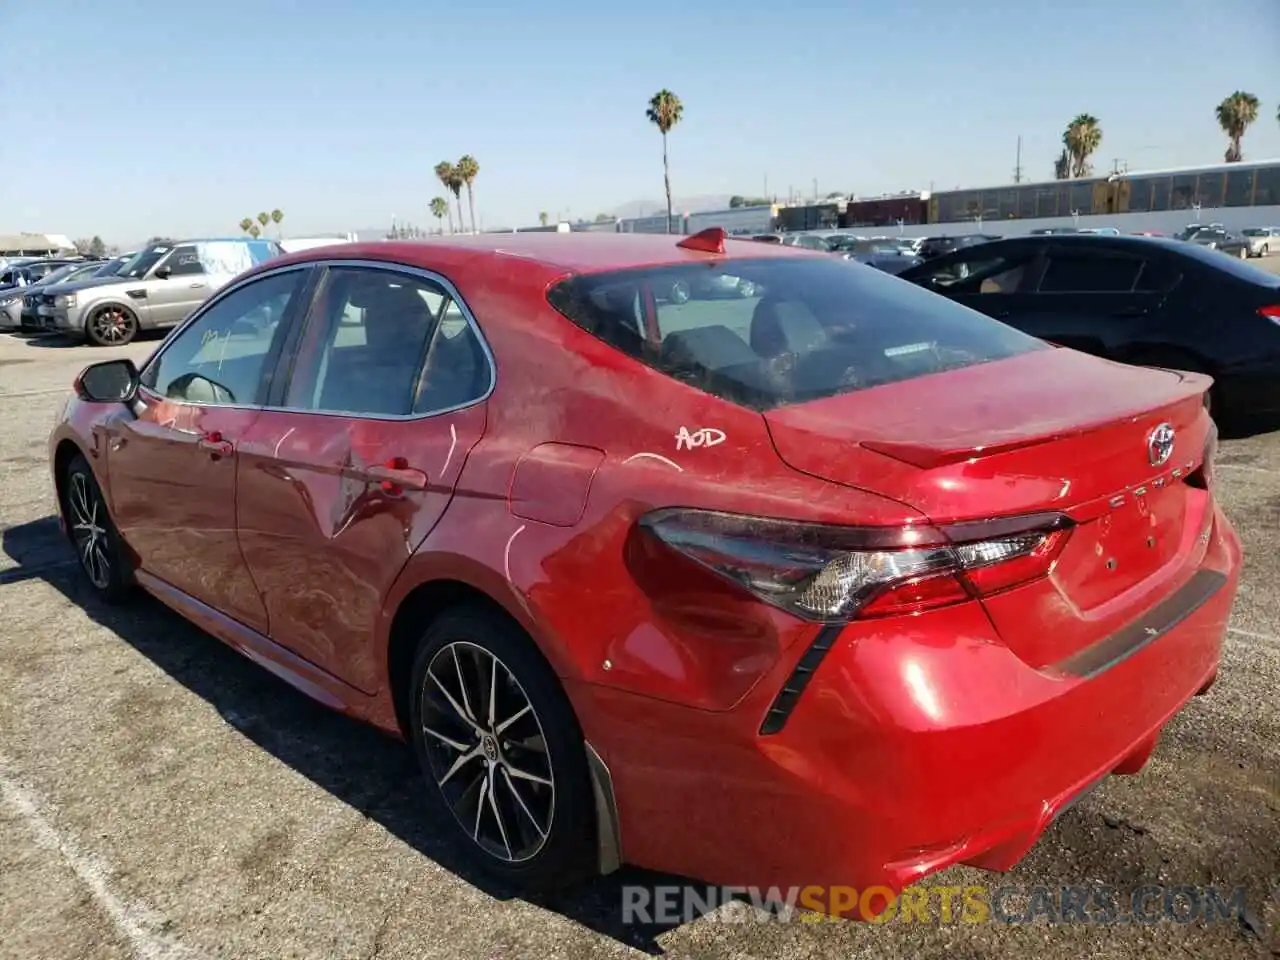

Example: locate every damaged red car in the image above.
[49,228,1239,912]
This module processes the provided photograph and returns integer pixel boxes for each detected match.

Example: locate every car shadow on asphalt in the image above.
[1,515,712,955]
[18,333,79,347]
[14,330,166,348]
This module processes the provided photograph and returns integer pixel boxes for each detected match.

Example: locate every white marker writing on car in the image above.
[675,427,725,451]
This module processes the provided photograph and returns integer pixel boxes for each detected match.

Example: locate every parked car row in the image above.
[1,237,285,344]
[763,220,1280,271]
[0,257,131,330]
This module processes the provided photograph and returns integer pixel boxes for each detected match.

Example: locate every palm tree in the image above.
[1053,148,1071,180]
[456,155,479,234]
[447,170,465,235]
[1215,91,1260,162]
[1067,116,1102,177]
[646,89,684,233]
[248,224,261,239]
[539,211,549,227]
[1063,114,1102,178]
[239,217,254,234]
[429,197,449,234]
[434,162,458,233]
[270,209,284,238]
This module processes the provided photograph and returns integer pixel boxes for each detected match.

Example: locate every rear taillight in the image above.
[1259,305,1280,326]
[638,509,1073,623]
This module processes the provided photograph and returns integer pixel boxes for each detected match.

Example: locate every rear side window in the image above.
[1133,259,1181,293]
[546,257,1046,411]
[284,266,491,417]
[1173,241,1280,286]
[163,245,206,277]
[1038,255,1142,293]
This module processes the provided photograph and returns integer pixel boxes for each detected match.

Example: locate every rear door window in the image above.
[911,251,1035,293]
[283,266,492,417]
[547,257,1046,411]
[1133,259,1181,293]
[162,245,206,277]
[1037,255,1143,293]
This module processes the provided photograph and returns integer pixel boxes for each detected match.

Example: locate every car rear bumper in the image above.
[571,504,1241,912]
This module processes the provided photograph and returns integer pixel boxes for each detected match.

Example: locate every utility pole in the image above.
[813,178,818,202]
[1013,136,1023,184]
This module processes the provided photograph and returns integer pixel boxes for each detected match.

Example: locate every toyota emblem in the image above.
[1146,422,1175,467]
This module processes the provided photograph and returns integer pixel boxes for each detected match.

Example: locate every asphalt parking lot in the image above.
[1,270,1278,959]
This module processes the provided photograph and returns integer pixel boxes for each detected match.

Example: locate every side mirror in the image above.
[154,265,172,280]
[74,359,140,403]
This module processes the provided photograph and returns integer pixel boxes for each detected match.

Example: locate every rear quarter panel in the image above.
[381,257,927,713]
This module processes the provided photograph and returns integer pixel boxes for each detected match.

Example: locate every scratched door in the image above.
[233,263,492,693]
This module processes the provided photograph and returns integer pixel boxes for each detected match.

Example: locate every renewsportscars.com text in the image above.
[621,883,1252,925]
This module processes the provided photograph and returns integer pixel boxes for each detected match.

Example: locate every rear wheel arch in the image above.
[386,578,622,880]
[385,578,576,740]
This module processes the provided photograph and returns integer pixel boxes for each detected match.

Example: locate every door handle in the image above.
[363,457,428,492]
[197,431,234,457]
[189,282,206,289]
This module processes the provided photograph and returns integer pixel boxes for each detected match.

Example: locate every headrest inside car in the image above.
[347,280,422,311]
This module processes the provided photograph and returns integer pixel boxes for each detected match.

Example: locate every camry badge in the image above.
[1146,422,1175,468]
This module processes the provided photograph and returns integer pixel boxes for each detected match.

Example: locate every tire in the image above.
[407,605,596,892]
[63,454,135,603]
[86,304,139,346]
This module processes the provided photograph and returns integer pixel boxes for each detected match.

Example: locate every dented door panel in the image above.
[234,404,486,692]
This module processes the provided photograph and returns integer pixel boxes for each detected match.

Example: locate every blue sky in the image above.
[2,0,1278,244]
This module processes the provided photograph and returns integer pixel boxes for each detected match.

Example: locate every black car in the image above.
[897,234,1280,421]
[833,240,922,275]
[917,233,1001,260]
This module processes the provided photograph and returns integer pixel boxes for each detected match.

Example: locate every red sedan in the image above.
[49,228,1240,913]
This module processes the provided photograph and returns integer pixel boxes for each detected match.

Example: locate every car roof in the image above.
[981,233,1190,253]
[266,233,819,279]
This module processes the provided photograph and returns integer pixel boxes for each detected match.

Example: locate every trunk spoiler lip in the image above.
[859,369,1214,470]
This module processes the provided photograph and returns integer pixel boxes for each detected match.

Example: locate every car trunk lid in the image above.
[763,348,1217,667]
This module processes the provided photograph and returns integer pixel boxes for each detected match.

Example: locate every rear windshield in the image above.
[546,256,1047,411]
[1174,241,1280,285]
